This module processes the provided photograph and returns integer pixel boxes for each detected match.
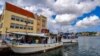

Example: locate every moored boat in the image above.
[61,33,78,45]
[10,43,62,53]
[4,32,63,54]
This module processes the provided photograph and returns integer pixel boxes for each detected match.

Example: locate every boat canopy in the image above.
[10,32,48,38]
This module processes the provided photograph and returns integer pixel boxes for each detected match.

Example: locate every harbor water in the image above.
[1,36,100,56]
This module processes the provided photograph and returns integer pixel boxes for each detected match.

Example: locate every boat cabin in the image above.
[62,33,78,39]
[6,32,48,44]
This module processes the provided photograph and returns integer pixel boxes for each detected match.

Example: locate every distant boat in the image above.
[4,32,63,54]
[61,33,78,45]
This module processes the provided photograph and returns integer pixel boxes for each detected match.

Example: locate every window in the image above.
[27,21,30,24]
[30,27,33,30]
[10,23,33,30]
[27,26,33,30]
[10,25,14,28]
[27,20,33,24]
[20,27,23,29]
[11,15,16,20]
[15,24,19,29]
[16,18,20,21]
[11,15,34,24]
[31,21,34,24]
[20,18,24,22]
[10,23,20,29]
[23,25,26,29]
[10,23,15,28]
[23,27,25,29]
[30,21,33,24]
[11,15,25,22]
[19,25,23,29]
[30,28,33,30]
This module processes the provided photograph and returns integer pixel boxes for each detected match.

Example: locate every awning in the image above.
[10,32,48,38]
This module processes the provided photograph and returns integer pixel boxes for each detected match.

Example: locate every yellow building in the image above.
[36,15,47,33]
[0,2,47,37]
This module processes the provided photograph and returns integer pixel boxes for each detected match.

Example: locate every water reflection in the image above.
[63,43,79,56]
[63,36,100,56]
[78,36,100,56]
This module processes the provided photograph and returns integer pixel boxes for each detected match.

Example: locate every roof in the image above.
[5,2,35,18]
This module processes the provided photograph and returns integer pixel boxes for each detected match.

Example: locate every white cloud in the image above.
[47,19,59,34]
[48,19,77,33]
[76,15,100,28]
[61,25,77,33]
[25,6,38,13]
[15,0,56,8]
[53,0,80,14]
[0,0,100,33]
[0,0,100,15]
[52,0,100,15]
[0,10,2,14]
[55,14,77,25]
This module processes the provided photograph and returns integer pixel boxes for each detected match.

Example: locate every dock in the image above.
[0,40,9,51]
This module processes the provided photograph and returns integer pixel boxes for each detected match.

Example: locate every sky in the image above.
[0,0,100,33]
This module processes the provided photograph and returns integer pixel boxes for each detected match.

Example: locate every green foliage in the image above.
[77,32,97,36]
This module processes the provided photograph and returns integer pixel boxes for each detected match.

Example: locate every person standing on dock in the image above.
[48,36,51,44]
[36,39,39,44]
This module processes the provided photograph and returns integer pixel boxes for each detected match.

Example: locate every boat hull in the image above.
[10,43,63,54]
[72,39,78,42]
[61,38,78,43]
[62,38,78,46]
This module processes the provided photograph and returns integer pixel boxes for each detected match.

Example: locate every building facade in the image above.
[36,15,47,33]
[0,2,47,37]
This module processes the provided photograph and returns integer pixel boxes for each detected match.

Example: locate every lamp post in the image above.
[25,18,28,35]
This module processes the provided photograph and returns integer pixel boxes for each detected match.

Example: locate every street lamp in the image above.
[25,18,28,35]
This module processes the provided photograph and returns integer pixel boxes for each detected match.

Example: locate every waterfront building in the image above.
[0,2,47,38]
[96,32,100,36]
[36,15,47,33]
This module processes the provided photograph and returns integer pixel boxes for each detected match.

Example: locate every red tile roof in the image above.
[5,2,35,18]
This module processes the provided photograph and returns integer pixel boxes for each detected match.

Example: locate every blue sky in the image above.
[76,6,100,32]
[52,6,100,32]
[0,5,2,8]
[52,6,100,22]
[0,4,2,10]
[77,6,100,20]
[0,0,100,33]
